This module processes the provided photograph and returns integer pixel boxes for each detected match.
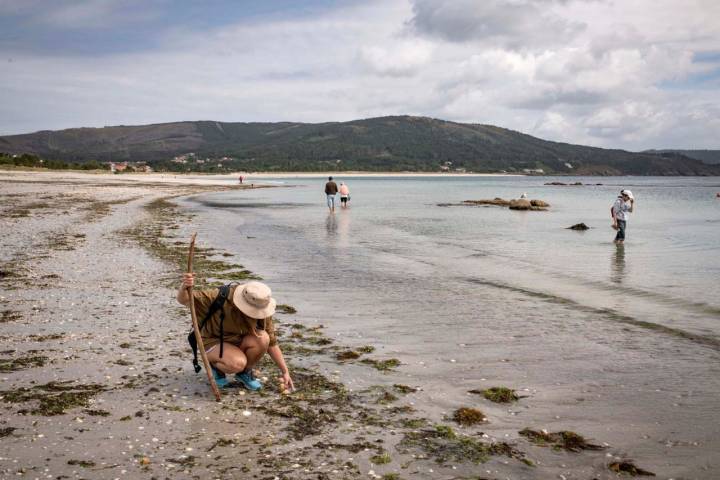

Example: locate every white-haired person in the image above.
[611,189,635,244]
[177,275,294,392]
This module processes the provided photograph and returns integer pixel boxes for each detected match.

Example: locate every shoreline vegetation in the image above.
[0,171,657,478]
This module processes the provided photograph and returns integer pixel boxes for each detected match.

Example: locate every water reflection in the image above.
[611,244,626,284]
[337,210,351,247]
[325,212,337,237]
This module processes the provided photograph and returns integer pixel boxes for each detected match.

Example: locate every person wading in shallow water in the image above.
[177,275,294,392]
[339,182,350,208]
[611,189,635,245]
[325,176,338,212]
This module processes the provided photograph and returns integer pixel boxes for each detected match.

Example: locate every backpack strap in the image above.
[189,284,234,373]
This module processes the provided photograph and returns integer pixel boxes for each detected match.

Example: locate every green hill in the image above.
[1,116,718,175]
[644,149,720,165]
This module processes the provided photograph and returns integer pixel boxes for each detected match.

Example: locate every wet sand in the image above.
[1,170,711,480]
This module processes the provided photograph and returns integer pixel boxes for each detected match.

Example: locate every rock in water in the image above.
[568,223,590,230]
[463,198,511,206]
[530,199,549,207]
[509,199,532,210]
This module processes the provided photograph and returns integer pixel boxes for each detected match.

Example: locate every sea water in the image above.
[180,176,720,478]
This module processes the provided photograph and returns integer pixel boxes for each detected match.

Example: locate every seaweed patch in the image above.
[519,428,605,452]
[0,381,106,416]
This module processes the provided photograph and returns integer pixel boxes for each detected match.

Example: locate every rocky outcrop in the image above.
[463,198,510,206]
[567,223,590,230]
[509,199,533,210]
[544,182,603,186]
[451,197,549,211]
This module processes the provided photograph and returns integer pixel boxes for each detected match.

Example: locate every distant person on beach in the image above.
[339,182,350,208]
[325,176,338,212]
[177,276,294,393]
[611,189,635,244]
[238,175,244,184]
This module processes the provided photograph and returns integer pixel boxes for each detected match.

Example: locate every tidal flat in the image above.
[1,171,718,479]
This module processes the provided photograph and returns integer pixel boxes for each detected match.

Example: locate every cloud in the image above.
[0,0,719,150]
[358,40,434,76]
[408,0,586,49]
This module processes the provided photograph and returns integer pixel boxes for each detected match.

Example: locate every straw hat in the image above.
[232,281,277,319]
[621,189,634,200]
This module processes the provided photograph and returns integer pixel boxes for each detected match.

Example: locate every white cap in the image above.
[621,189,634,200]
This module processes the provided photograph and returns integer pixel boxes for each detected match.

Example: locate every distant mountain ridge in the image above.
[1,116,718,175]
[644,149,720,165]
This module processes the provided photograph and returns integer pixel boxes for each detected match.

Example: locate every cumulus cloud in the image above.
[408,0,586,49]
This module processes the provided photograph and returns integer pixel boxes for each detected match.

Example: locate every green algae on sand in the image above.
[519,428,605,452]
[0,381,106,416]
[360,357,401,372]
[469,386,519,403]
[0,355,47,372]
[398,424,522,465]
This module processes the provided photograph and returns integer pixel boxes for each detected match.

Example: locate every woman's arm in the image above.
[267,345,294,391]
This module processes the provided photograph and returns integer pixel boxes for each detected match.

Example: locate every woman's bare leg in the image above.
[206,343,247,374]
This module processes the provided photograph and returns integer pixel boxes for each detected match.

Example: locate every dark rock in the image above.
[567,223,590,230]
[509,199,532,210]
[463,198,510,206]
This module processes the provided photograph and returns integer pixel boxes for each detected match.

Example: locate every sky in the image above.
[0,0,719,150]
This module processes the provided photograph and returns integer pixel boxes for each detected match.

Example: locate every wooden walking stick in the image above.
[187,233,222,402]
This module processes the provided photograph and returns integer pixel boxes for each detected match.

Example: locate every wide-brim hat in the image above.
[232,281,277,319]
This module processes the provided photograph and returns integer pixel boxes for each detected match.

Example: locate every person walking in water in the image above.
[339,182,350,208]
[611,189,635,244]
[325,176,338,212]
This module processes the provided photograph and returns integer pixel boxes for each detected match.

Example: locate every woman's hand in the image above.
[182,273,195,289]
[281,372,295,392]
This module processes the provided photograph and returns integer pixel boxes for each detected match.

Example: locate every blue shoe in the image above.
[235,370,262,391]
[212,367,230,388]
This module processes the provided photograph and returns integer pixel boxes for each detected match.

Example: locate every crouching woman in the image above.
[177,274,294,392]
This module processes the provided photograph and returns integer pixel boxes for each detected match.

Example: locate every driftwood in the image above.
[187,233,222,402]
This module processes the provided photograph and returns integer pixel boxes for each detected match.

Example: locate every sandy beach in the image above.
[2,170,715,480]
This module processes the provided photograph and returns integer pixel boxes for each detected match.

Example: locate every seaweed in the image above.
[357,345,376,353]
[0,381,106,416]
[335,350,361,361]
[608,460,656,476]
[67,459,96,468]
[276,304,297,314]
[452,407,487,426]
[0,355,47,372]
[393,384,418,394]
[376,391,399,404]
[370,452,392,464]
[469,387,519,403]
[28,333,64,341]
[519,428,604,452]
[360,358,401,372]
[398,425,521,465]
[0,427,16,437]
[0,310,22,323]
[167,455,197,467]
[207,438,235,451]
[83,409,110,417]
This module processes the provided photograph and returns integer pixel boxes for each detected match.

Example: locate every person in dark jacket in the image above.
[325,176,338,212]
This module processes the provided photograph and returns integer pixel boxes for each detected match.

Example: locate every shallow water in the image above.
[181,176,720,478]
